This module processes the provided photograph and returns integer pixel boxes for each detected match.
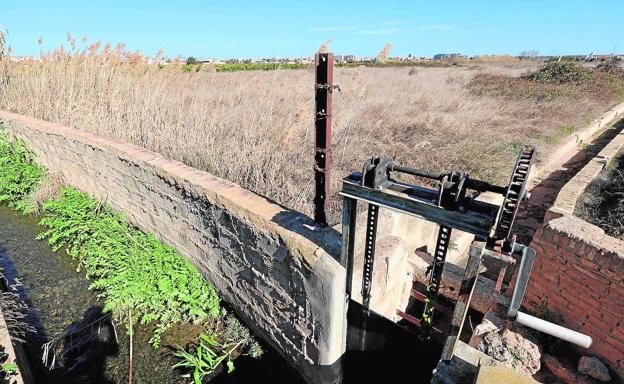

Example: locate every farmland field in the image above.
[1,46,623,220]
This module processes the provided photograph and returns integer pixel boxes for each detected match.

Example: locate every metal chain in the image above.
[421,225,452,339]
[361,204,379,312]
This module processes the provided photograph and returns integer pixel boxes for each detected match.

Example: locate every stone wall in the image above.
[522,125,624,380]
[0,111,346,384]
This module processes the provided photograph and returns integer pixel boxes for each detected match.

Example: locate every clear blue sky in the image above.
[2,0,623,58]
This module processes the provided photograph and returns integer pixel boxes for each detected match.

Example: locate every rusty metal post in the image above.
[313,52,334,226]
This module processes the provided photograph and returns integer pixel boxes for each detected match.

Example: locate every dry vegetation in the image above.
[575,150,624,240]
[1,37,624,220]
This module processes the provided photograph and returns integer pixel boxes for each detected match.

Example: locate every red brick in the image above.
[568,263,610,285]
[544,294,572,314]
[601,310,623,328]
[529,274,557,293]
[602,334,624,354]
[563,290,600,312]
[611,323,624,343]
[580,258,601,272]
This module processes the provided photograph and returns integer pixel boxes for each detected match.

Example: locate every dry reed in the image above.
[0,38,622,220]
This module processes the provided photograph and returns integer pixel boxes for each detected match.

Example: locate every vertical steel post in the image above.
[314,52,334,226]
[340,197,358,296]
[340,196,357,353]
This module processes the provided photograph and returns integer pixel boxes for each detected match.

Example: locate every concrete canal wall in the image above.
[0,110,346,384]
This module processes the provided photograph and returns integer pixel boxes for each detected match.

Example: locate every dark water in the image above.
[0,206,305,384]
[0,206,185,383]
[0,205,442,384]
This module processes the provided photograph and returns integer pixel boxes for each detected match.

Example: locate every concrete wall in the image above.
[522,125,624,380]
[0,111,346,383]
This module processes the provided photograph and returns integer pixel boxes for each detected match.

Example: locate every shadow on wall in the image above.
[514,118,624,246]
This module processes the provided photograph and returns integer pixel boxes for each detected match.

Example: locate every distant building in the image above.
[433,53,464,61]
[344,54,357,62]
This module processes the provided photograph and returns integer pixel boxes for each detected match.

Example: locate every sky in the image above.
[1,0,623,59]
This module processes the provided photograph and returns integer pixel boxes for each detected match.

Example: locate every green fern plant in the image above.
[37,188,221,347]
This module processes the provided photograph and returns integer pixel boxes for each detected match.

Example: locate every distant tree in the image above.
[186,56,197,65]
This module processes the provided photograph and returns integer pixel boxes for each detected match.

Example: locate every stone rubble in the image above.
[542,354,597,384]
[578,356,612,382]
[475,320,542,376]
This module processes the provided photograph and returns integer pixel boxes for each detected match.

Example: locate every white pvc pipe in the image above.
[515,311,593,348]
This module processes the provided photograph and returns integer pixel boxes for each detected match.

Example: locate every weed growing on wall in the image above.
[0,125,44,210]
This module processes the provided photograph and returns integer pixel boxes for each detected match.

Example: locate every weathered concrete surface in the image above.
[431,340,500,384]
[0,111,346,383]
[475,365,539,384]
[345,208,418,320]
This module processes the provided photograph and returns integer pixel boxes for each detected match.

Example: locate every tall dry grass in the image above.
[0,39,622,220]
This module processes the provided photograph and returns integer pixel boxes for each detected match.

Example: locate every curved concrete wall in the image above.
[0,111,346,383]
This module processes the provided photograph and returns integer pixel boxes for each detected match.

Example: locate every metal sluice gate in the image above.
[338,147,593,361]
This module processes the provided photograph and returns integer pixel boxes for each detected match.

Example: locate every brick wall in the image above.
[524,215,624,380]
[0,111,346,384]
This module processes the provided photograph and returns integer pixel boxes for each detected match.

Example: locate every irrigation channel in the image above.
[0,205,305,384]
[0,204,444,383]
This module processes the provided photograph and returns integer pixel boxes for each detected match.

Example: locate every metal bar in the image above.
[340,195,357,355]
[360,203,380,350]
[343,173,501,217]
[507,246,537,318]
[340,182,495,239]
[421,225,452,340]
[410,290,453,317]
[313,52,334,226]
[396,310,444,334]
[441,243,484,360]
[340,196,357,297]
[389,163,508,195]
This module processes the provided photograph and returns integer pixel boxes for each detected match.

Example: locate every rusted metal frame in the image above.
[359,203,380,350]
[396,310,444,334]
[441,243,485,360]
[339,180,497,239]
[420,225,453,339]
[343,173,501,218]
[313,52,334,226]
[410,290,453,317]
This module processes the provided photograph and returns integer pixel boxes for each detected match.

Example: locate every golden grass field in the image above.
[1,39,623,220]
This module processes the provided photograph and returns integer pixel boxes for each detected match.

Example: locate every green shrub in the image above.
[0,125,44,210]
[37,188,221,347]
[523,62,592,84]
[173,315,263,383]
[214,62,305,72]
